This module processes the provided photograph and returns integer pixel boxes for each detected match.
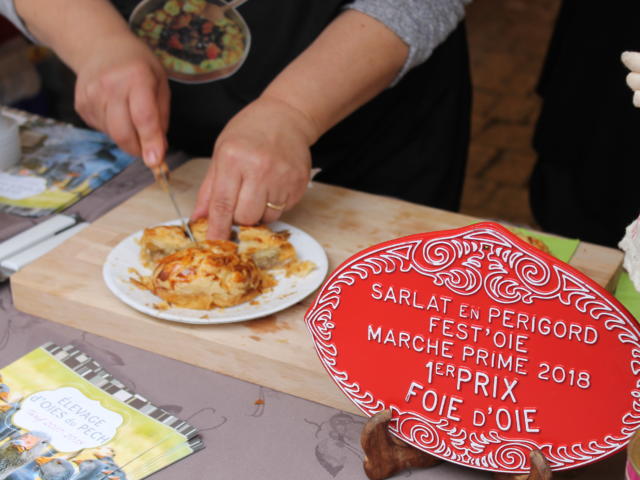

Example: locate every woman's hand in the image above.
[191,95,318,240]
[190,10,409,241]
[74,35,170,168]
[622,51,640,108]
[13,0,169,168]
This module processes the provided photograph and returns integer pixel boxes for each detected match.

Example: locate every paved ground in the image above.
[461,0,560,228]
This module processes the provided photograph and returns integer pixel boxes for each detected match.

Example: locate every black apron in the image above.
[531,0,640,246]
[115,0,471,211]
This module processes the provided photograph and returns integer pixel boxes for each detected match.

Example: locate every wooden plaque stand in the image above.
[360,410,552,480]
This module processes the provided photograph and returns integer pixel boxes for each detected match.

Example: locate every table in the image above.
[0,157,627,479]
[10,158,625,416]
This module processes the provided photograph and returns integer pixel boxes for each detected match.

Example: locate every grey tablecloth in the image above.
[0,157,626,479]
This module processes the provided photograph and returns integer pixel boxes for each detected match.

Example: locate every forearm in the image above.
[13,0,135,72]
[346,0,470,84]
[261,9,408,144]
[13,0,168,166]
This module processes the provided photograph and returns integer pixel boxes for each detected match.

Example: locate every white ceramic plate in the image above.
[102,220,328,324]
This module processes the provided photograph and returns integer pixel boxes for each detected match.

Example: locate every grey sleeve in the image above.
[344,0,471,85]
[0,0,37,42]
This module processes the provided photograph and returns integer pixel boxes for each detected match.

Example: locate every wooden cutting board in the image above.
[11,158,623,415]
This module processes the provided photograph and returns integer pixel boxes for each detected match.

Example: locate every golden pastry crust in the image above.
[139,218,209,268]
[189,217,209,243]
[139,225,192,268]
[133,221,312,310]
[285,260,316,278]
[151,240,267,309]
[237,225,296,269]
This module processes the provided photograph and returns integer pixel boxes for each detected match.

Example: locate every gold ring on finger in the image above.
[266,201,286,211]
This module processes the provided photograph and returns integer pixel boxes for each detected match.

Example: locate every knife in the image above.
[154,164,198,245]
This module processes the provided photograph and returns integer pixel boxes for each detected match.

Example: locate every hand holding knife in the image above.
[152,162,198,245]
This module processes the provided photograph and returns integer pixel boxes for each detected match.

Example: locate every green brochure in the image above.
[0,343,203,480]
[508,226,580,263]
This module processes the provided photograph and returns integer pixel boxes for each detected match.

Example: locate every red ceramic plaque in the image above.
[304,222,640,474]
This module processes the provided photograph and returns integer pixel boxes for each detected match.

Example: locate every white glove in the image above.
[621,51,640,108]
[620,214,640,292]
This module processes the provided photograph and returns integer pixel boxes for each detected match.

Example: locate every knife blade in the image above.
[154,165,198,245]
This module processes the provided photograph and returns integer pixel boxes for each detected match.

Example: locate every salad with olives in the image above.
[134,0,246,77]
